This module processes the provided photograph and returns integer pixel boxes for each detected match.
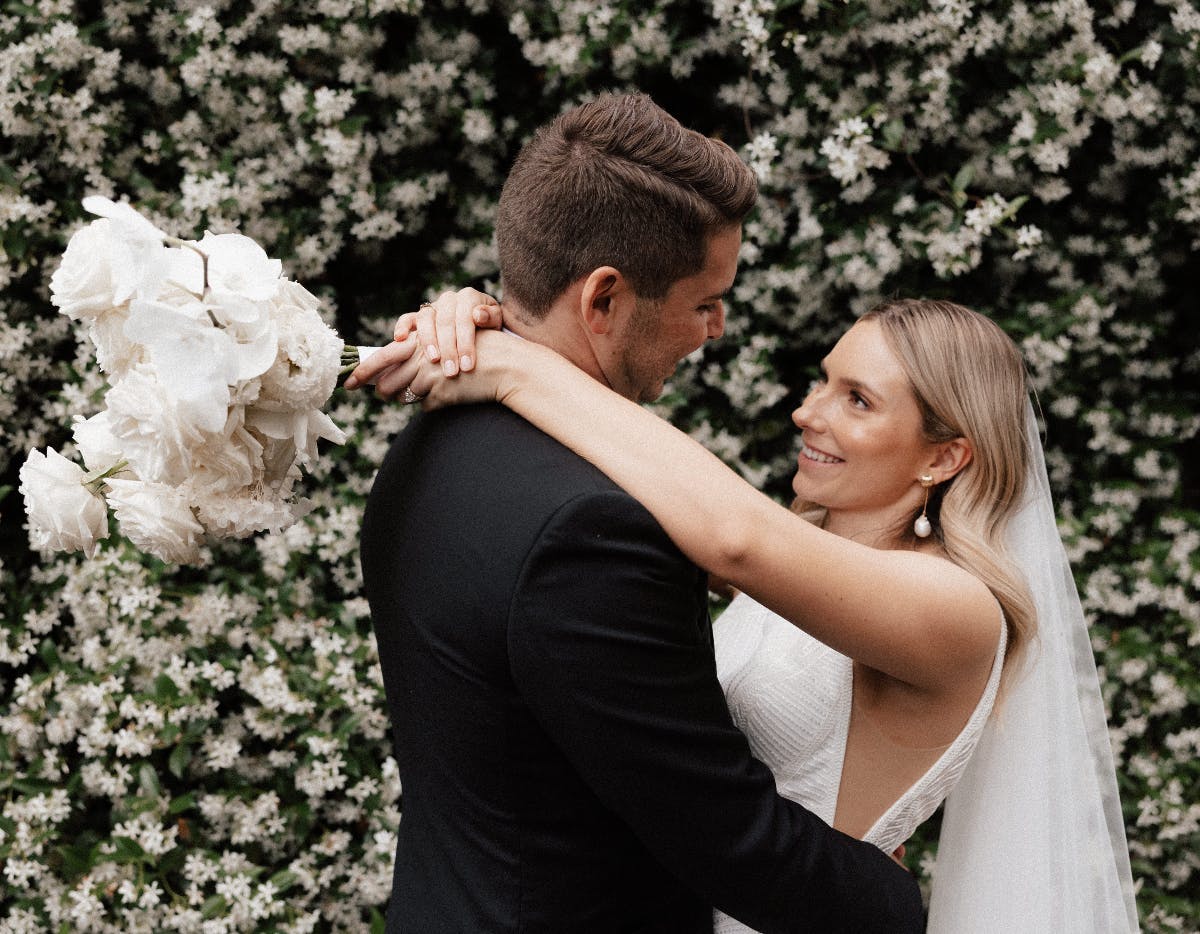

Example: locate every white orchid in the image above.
[122,300,241,436]
[81,195,169,243]
[198,231,284,302]
[246,406,347,468]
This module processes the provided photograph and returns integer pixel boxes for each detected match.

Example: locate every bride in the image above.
[350,292,1139,932]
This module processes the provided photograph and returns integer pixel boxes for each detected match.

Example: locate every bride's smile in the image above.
[789,320,944,543]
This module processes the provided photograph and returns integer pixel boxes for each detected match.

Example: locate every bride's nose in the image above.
[792,384,827,431]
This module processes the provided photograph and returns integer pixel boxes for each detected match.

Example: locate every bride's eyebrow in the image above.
[819,361,883,399]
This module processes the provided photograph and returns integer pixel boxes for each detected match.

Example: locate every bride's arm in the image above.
[424,331,999,693]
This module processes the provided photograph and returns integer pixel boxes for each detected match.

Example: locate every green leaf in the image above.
[881,119,905,151]
[12,778,55,795]
[154,673,181,703]
[1000,195,1029,222]
[38,639,60,667]
[952,164,974,193]
[268,869,299,893]
[201,895,228,920]
[138,763,160,796]
[370,909,387,934]
[168,743,192,779]
[111,836,147,863]
[168,791,196,815]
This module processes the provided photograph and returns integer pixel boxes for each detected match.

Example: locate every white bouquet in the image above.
[18,197,370,565]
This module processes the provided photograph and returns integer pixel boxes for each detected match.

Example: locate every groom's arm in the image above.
[508,490,924,934]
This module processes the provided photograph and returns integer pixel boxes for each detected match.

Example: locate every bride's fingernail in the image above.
[460,355,473,371]
[426,345,440,362]
[443,359,458,376]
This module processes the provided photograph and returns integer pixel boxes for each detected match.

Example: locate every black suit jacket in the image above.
[361,404,923,933]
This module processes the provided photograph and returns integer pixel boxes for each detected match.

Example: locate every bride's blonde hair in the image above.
[800,298,1037,681]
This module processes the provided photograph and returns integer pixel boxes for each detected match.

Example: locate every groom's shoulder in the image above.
[411,403,620,491]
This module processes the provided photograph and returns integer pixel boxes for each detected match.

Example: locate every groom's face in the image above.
[611,225,741,403]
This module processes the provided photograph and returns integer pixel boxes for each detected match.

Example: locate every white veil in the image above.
[927,402,1140,931]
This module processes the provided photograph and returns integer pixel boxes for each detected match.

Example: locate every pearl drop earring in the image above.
[914,474,935,538]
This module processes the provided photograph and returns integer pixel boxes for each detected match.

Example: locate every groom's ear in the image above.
[578,266,636,336]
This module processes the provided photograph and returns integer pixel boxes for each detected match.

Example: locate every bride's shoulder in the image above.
[898,547,1005,661]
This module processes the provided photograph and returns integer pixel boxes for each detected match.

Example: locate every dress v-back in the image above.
[712,593,1007,934]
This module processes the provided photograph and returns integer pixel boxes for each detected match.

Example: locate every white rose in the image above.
[72,411,125,473]
[104,478,205,565]
[260,290,343,410]
[51,199,172,322]
[105,364,208,484]
[87,307,145,379]
[188,408,265,496]
[49,220,133,322]
[18,448,110,558]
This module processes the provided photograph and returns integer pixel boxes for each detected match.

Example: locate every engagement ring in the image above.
[402,388,422,404]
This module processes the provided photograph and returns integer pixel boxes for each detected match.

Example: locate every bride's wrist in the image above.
[491,335,548,407]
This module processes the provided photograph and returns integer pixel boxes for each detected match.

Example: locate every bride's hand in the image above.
[346,323,531,408]
[402,286,502,376]
[344,287,502,395]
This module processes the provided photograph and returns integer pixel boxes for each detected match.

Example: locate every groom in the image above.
[358,94,923,932]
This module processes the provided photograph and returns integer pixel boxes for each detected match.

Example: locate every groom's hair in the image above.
[496,93,757,320]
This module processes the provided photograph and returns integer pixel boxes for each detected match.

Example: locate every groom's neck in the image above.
[504,301,618,397]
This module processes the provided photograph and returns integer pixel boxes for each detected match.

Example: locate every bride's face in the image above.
[790,320,939,531]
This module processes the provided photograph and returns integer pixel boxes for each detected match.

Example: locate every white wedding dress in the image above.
[711,592,1007,934]
[706,405,1139,932]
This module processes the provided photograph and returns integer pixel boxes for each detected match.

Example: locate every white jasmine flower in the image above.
[1031,139,1070,172]
[1011,110,1037,143]
[744,131,779,182]
[964,194,1008,233]
[819,117,889,186]
[1013,224,1044,260]
[462,108,494,144]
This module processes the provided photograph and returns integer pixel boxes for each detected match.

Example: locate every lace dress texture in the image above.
[712,592,1007,934]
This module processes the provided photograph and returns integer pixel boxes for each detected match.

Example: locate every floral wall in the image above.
[1,1,1196,930]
